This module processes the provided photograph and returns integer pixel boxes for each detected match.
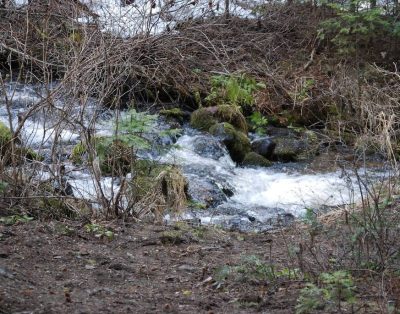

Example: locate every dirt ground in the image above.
[0,219,305,314]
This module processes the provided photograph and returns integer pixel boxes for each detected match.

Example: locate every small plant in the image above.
[296,270,356,313]
[85,223,114,240]
[296,283,326,314]
[205,74,265,107]
[290,77,315,104]
[320,271,356,307]
[249,112,268,135]
[116,109,158,149]
[215,255,277,284]
[0,215,34,226]
[0,180,8,193]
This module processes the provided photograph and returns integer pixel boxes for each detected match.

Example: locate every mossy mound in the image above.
[272,137,303,162]
[273,130,319,162]
[0,122,43,164]
[0,122,12,157]
[209,122,251,163]
[190,107,218,131]
[70,137,135,175]
[215,105,248,133]
[190,105,248,133]
[130,160,171,201]
[242,152,273,168]
[129,161,188,220]
[159,108,186,123]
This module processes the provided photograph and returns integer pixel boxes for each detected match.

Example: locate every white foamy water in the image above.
[1,83,387,230]
[165,133,371,217]
[230,168,355,215]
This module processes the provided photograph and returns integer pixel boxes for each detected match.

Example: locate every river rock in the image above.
[186,174,231,208]
[191,135,227,160]
[242,152,273,168]
[209,122,251,163]
[190,105,248,133]
[251,137,276,159]
[273,131,319,162]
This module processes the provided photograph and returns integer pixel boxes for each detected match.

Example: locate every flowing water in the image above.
[0,83,388,231]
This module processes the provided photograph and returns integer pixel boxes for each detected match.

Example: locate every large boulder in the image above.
[242,152,273,168]
[190,105,248,133]
[209,122,251,163]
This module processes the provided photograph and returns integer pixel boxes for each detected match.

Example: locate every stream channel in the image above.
[0,82,388,231]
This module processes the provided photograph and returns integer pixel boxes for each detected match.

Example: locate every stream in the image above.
[0,82,388,231]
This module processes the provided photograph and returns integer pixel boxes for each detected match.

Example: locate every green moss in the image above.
[97,139,134,175]
[160,108,185,122]
[190,107,217,131]
[209,122,251,163]
[129,160,171,201]
[70,137,134,175]
[242,152,273,167]
[70,142,86,164]
[216,105,248,133]
[0,122,12,155]
[18,148,44,161]
[273,137,301,162]
[190,105,248,133]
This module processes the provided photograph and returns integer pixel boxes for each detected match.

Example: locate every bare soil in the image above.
[0,219,301,314]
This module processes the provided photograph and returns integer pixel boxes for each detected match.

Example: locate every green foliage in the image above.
[85,223,114,240]
[290,78,315,104]
[320,271,356,303]
[296,283,326,314]
[296,271,356,313]
[205,74,265,107]
[117,109,158,149]
[0,181,8,193]
[0,215,34,226]
[318,2,393,55]
[249,112,268,135]
[159,108,185,122]
[215,255,300,285]
[0,121,12,156]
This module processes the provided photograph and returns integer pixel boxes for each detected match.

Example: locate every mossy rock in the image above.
[190,105,248,133]
[130,160,170,201]
[70,137,135,175]
[159,108,186,123]
[129,161,188,218]
[242,152,273,168]
[190,107,218,131]
[273,137,303,162]
[273,131,319,162]
[209,122,251,163]
[215,105,248,133]
[70,142,86,164]
[0,121,12,157]
[97,139,134,175]
[0,123,43,164]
